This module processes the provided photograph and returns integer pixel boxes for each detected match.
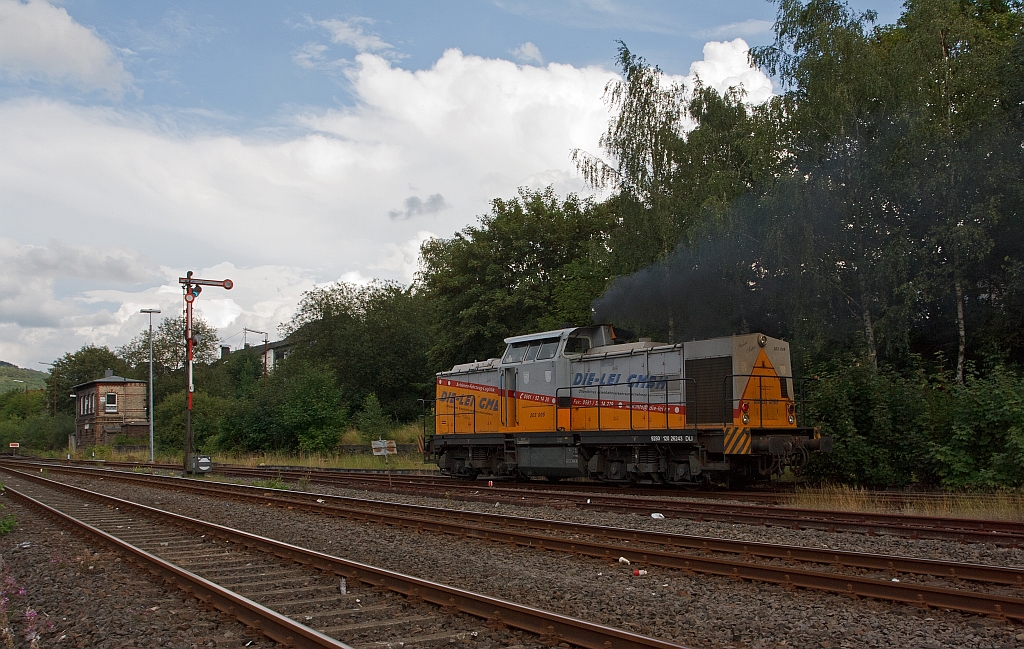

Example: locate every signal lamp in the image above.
[740,401,749,413]
[787,403,795,414]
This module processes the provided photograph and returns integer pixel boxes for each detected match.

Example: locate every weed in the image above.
[789,484,1024,521]
[0,562,52,649]
[252,478,288,490]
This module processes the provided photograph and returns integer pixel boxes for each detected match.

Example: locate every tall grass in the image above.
[788,484,1024,521]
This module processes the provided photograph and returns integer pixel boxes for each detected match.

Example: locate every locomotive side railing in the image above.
[429,393,477,435]
[554,377,697,432]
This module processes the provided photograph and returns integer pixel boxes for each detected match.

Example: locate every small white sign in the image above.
[371,440,397,456]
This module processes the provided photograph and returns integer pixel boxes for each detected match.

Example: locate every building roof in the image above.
[72,370,145,391]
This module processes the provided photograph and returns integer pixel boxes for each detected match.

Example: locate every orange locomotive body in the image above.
[428,325,831,485]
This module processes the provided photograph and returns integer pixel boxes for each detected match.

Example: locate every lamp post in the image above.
[140,309,161,463]
[11,379,26,419]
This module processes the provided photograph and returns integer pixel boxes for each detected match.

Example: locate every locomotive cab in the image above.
[429,325,830,485]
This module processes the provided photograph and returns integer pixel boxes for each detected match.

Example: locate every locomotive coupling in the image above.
[802,436,833,453]
[751,437,793,455]
[752,436,833,455]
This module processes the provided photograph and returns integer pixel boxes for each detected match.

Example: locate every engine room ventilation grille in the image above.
[685,356,733,425]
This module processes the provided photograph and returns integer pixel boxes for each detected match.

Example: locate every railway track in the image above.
[8,462,1024,623]
[27,456,1014,509]
[21,458,1024,546]
[1,467,688,649]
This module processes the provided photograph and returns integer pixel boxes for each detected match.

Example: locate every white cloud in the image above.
[319,17,390,52]
[0,0,132,96]
[371,231,436,282]
[698,19,773,39]
[0,238,154,329]
[0,42,775,367]
[684,38,773,105]
[291,16,402,72]
[510,42,544,65]
[292,41,337,70]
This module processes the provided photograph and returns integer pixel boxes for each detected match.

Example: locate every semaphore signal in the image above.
[178,270,233,474]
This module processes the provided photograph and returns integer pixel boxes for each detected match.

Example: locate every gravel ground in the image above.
[27,471,1024,649]
[0,496,276,648]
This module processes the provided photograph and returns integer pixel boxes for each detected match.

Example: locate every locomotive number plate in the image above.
[650,435,694,443]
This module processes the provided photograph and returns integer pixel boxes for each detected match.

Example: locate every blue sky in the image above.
[4,1,902,122]
[0,0,903,367]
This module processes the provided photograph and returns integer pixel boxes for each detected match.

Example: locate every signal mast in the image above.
[179,271,233,474]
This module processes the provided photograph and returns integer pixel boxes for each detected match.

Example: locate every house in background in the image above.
[72,369,148,450]
[234,336,293,373]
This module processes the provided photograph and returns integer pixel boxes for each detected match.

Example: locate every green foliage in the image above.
[154,390,230,452]
[802,358,932,486]
[924,364,1024,488]
[0,389,46,421]
[0,512,15,536]
[285,280,433,420]
[0,387,73,450]
[354,393,391,442]
[0,364,49,393]
[251,477,288,490]
[419,187,615,368]
[47,345,136,416]
[216,362,345,452]
[118,315,220,375]
[801,359,1024,488]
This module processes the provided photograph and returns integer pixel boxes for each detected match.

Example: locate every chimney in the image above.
[221,345,231,359]
[104,368,114,378]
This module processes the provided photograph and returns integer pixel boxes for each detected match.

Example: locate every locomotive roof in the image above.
[503,327,577,344]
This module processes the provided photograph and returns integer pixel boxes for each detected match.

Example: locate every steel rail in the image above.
[2,468,688,649]
[16,462,1024,588]
[43,457,1014,508]
[185,465,1024,538]
[8,465,1024,621]
[14,459,1024,544]
[3,484,353,649]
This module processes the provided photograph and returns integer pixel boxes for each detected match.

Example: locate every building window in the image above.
[105,392,118,413]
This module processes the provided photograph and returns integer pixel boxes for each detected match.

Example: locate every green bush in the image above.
[354,393,391,442]
[215,362,345,452]
[802,357,1024,488]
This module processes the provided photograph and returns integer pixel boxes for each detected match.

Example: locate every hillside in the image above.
[0,364,50,393]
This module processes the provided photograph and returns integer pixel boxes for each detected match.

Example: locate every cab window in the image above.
[537,339,560,360]
[502,342,529,363]
[524,343,542,362]
[563,335,590,355]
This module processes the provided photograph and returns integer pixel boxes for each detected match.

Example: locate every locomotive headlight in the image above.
[742,413,750,424]
[788,415,795,424]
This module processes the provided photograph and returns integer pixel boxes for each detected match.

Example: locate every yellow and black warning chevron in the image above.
[723,426,751,455]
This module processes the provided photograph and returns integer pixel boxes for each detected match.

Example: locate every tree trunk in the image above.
[859,272,878,370]
[955,274,966,384]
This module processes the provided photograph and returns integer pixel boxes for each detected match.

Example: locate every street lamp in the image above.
[11,379,26,419]
[141,308,162,463]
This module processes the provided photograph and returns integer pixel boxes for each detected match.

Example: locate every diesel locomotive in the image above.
[426,325,832,485]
